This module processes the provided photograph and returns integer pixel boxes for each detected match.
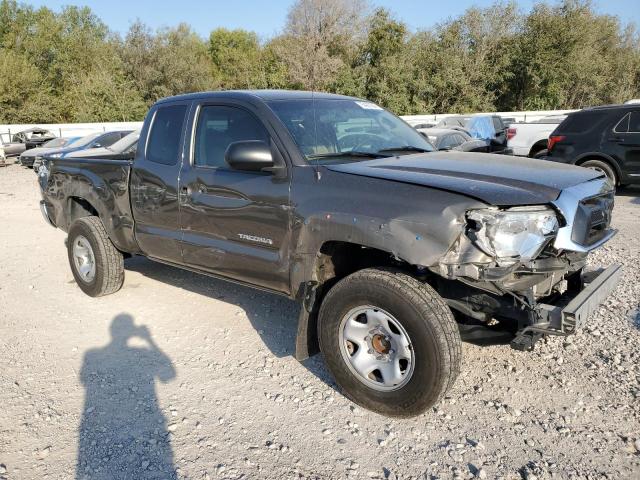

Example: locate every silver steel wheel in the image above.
[339,306,415,392]
[72,235,96,283]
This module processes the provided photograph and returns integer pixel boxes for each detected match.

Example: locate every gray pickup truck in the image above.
[38,91,621,417]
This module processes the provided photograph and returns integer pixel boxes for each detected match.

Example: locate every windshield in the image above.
[66,132,102,148]
[107,130,140,152]
[43,138,68,148]
[267,99,433,163]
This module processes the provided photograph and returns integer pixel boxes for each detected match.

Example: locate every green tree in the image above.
[0,49,51,123]
[209,28,268,88]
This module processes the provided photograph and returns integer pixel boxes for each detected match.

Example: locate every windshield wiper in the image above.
[307,151,387,160]
[377,146,431,154]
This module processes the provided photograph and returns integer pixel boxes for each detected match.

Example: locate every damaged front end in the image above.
[430,178,621,350]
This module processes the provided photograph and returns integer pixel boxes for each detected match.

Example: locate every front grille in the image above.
[570,191,614,246]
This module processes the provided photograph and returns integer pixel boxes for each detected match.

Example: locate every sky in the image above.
[23,0,640,39]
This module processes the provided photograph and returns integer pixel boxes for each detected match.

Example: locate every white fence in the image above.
[0,109,576,143]
[401,109,577,126]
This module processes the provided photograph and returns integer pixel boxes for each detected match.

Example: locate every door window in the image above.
[194,106,269,168]
[147,105,188,165]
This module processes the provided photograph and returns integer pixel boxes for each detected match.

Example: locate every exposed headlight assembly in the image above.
[467,206,559,265]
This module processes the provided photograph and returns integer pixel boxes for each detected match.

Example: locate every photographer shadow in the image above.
[76,313,177,480]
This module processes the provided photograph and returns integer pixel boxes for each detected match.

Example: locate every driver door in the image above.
[178,102,292,293]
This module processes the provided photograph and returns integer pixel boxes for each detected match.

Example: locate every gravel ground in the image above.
[0,162,639,480]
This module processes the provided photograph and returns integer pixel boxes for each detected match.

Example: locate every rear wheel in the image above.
[533,149,548,159]
[67,216,124,297]
[580,159,618,185]
[318,268,461,417]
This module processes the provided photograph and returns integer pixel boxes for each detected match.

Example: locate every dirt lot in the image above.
[1,162,639,480]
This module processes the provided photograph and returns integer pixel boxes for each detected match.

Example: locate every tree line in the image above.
[0,0,638,124]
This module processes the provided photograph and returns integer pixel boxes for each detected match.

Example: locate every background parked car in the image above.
[45,130,132,160]
[501,116,517,128]
[507,114,567,157]
[67,130,140,161]
[412,122,436,129]
[436,114,512,154]
[436,115,470,130]
[2,128,56,156]
[20,137,79,168]
[546,104,640,186]
[417,127,487,152]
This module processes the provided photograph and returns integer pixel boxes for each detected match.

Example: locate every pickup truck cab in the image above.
[38,91,621,417]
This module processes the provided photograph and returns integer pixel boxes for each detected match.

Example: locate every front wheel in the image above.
[67,216,124,297]
[318,268,462,417]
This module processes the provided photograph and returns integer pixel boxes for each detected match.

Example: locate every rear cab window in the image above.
[147,104,188,165]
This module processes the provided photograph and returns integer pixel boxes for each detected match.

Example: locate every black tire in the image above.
[67,216,124,297]
[318,268,461,417]
[580,159,618,185]
[533,149,548,159]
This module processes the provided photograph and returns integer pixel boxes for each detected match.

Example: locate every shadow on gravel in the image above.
[76,313,177,480]
[125,257,338,390]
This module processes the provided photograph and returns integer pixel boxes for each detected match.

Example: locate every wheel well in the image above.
[314,241,411,289]
[574,156,621,183]
[296,241,415,360]
[528,140,547,157]
[67,197,99,225]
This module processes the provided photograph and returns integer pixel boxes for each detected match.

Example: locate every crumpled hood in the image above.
[325,151,602,205]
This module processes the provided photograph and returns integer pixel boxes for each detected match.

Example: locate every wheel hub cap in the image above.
[72,235,96,283]
[371,333,391,354]
[339,306,415,392]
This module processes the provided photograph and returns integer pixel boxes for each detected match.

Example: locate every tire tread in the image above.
[68,216,124,297]
[318,267,462,416]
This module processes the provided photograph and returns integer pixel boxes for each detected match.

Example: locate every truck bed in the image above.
[39,156,139,254]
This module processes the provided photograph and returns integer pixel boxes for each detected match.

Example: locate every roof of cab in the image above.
[583,103,640,112]
[154,89,361,105]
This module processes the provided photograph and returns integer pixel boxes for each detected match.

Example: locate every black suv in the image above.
[546,104,640,186]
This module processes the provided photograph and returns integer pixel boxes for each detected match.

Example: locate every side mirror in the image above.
[225,140,274,172]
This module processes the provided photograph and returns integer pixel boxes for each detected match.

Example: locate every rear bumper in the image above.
[511,264,622,349]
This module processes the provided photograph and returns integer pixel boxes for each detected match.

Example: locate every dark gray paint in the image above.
[38,90,616,359]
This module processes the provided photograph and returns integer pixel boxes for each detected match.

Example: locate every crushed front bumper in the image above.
[510,264,622,350]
